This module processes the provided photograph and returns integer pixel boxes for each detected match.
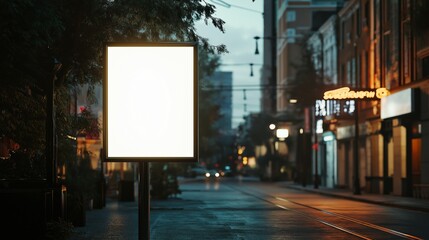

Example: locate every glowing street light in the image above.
[276,128,289,141]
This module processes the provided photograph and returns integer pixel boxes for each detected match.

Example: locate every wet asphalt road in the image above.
[70,176,429,240]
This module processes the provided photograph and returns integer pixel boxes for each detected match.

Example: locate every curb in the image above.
[284,184,429,213]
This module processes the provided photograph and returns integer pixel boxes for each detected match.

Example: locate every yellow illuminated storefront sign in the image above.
[323,87,390,100]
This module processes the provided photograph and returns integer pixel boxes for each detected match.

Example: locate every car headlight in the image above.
[215,172,220,178]
[205,172,211,178]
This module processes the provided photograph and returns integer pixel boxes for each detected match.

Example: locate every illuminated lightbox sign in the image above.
[323,87,389,100]
[104,43,198,162]
[315,99,355,117]
[380,88,413,120]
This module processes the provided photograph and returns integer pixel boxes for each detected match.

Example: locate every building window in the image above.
[374,0,380,33]
[347,58,357,87]
[287,11,296,22]
[352,57,357,87]
[403,21,412,84]
[356,9,361,37]
[422,56,429,79]
[347,60,352,85]
[341,21,346,48]
[287,28,296,43]
[383,0,400,89]
[363,1,369,28]
[362,50,368,87]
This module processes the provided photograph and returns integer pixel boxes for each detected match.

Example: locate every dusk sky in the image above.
[196,0,264,128]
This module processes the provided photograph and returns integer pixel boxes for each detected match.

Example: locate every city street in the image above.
[70,177,429,240]
[3,2,429,240]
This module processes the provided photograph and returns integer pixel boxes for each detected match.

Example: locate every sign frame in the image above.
[103,42,198,162]
[380,88,415,120]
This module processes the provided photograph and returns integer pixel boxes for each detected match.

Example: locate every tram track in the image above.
[275,196,422,240]
[224,183,423,240]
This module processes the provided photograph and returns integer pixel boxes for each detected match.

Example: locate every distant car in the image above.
[205,169,220,178]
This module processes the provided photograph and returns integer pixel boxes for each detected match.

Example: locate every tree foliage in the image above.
[288,34,327,109]
[246,113,275,147]
[0,0,227,174]
[198,48,222,159]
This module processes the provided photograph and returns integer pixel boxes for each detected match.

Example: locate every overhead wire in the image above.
[209,0,263,15]
[200,84,290,91]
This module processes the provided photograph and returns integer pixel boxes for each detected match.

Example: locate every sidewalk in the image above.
[281,182,429,213]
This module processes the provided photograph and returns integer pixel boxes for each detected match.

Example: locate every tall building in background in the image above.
[260,0,277,114]
[269,0,344,182]
[276,0,343,113]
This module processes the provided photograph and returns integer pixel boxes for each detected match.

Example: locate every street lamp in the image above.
[289,98,298,104]
[276,128,289,141]
[269,124,290,181]
[254,36,261,54]
[253,36,290,55]
[253,33,290,114]
[275,127,289,181]
[253,36,296,55]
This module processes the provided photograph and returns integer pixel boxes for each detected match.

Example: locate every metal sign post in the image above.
[139,162,150,240]
[103,43,198,240]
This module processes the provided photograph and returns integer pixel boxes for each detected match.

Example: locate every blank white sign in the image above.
[105,43,197,161]
[380,88,412,120]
